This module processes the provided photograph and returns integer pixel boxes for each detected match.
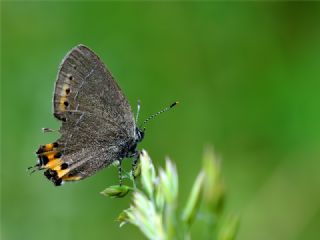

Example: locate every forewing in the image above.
[53,44,135,153]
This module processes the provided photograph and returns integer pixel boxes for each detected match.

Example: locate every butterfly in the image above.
[30,44,177,186]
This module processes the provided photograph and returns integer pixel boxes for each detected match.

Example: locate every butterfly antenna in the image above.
[141,101,179,128]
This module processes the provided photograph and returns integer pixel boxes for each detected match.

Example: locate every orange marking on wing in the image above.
[59,96,67,111]
[44,143,54,151]
[45,158,62,169]
[62,175,81,181]
[57,169,70,178]
[46,152,57,161]
[62,84,70,94]
[37,142,59,155]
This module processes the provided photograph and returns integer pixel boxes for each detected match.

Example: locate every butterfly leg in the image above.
[42,127,56,133]
[118,160,123,186]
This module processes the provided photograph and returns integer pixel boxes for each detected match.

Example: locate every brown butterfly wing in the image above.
[35,45,136,185]
[54,45,135,146]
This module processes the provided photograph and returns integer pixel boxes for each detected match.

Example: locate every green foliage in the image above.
[100,185,132,198]
[102,149,239,240]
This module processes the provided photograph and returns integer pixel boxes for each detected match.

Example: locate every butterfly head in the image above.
[136,127,145,143]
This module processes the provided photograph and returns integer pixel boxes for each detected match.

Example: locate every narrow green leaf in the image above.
[218,215,240,240]
[181,171,205,226]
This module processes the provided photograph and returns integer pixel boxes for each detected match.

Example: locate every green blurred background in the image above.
[2,2,320,240]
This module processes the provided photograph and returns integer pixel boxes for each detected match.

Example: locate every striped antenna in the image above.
[141,101,178,127]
